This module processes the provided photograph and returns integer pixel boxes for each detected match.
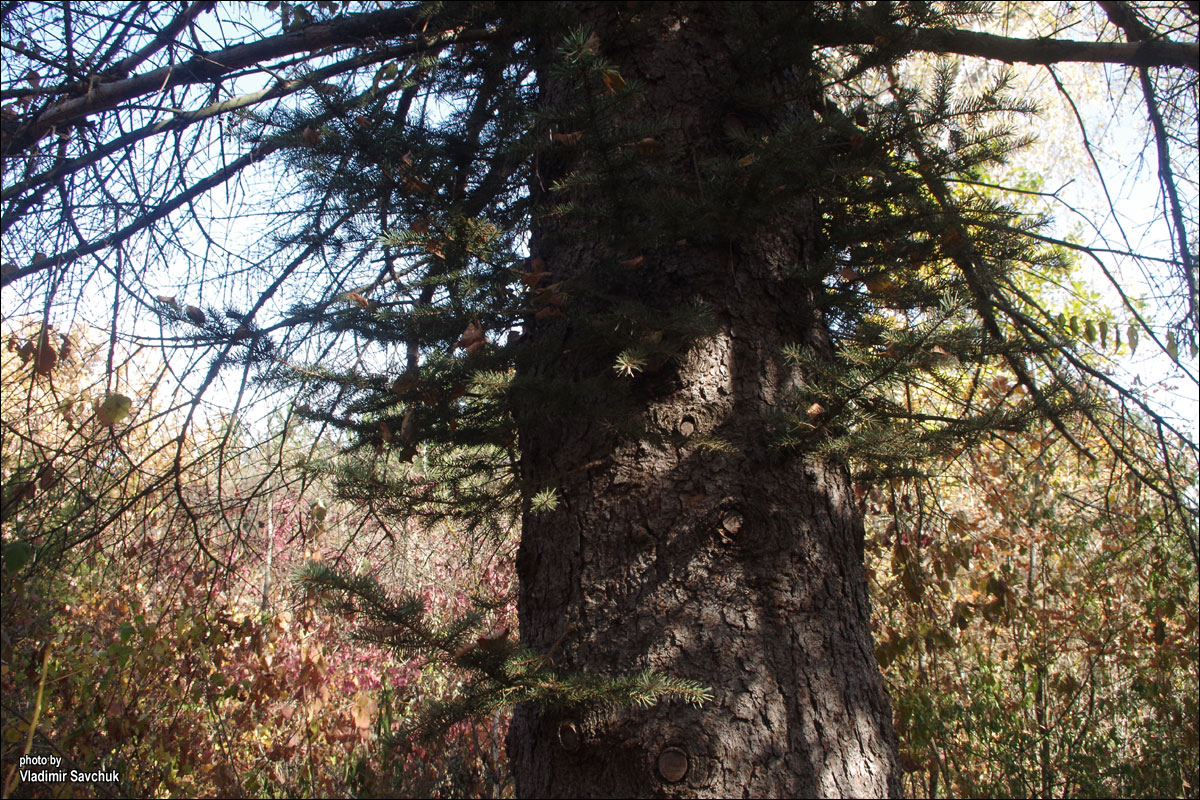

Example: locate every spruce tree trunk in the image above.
[509,4,902,796]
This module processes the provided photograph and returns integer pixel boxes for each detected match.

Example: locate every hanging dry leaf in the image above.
[625,137,661,156]
[477,626,510,652]
[401,174,431,194]
[806,402,826,419]
[549,130,583,146]
[620,255,645,269]
[343,291,375,311]
[519,257,550,288]
[399,409,417,446]
[601,68,626,94]
[535,306,566,320]
[38,465,58,492]
[10,481,36,505]
[456,320,485,353]
[838,267,861,282]
[380,420,392,443]
[33,327,56,376]
[390,369,420,395]
[930,345,957,367]
[34,342,56,375]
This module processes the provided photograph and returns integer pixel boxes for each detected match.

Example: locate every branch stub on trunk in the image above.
[557,720,582,752]
[656,746,689,783]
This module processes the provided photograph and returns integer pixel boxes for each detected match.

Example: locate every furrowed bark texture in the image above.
[509,4,901,797]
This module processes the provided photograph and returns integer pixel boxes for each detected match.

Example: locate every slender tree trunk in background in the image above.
[509,4,902,797]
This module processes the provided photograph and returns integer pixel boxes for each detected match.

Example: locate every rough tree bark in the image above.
[509,4,902,797]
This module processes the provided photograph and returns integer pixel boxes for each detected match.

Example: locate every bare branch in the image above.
[814,20,1200,72]
[107,0,216,79]
[1098,0,1199,333]
[2,142,272,289]
[2,4,430,157]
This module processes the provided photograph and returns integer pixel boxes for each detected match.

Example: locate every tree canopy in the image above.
[2,0,1193,538]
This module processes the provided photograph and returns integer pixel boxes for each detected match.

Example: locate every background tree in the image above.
[2,2,1196,798]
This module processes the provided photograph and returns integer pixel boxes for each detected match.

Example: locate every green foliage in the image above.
[295,560,711,747]
[867,408,1197,797]
[0,325,514,797]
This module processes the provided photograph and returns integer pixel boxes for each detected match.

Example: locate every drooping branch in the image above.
[1,27,500,289]
[0,37,465,209]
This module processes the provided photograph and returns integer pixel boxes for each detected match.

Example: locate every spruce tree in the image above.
[2,2,1196,797]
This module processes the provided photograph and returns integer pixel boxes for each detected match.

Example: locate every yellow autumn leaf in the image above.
[96,393,132,426]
